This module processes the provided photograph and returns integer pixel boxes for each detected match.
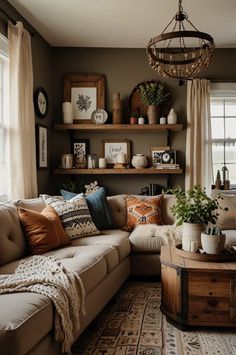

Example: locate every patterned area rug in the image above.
[72,282,236,355]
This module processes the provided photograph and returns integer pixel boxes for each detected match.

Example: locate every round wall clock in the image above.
[34,87,49,118]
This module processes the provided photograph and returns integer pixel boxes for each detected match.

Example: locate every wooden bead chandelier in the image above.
[146,0,215,85]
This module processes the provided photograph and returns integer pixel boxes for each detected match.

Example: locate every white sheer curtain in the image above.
[185,79,213,193]
[7,21,37,199]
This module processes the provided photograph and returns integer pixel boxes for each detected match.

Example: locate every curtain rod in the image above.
[207,78,236,83]
[0,7,35,36]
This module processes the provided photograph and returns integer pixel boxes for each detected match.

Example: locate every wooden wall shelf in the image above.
[53,168,183,175]
[54,123,183,132]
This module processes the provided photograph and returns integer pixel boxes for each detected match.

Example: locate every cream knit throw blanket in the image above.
[0,255,86,354]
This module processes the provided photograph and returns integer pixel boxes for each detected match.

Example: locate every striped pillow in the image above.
[41,194,100,239]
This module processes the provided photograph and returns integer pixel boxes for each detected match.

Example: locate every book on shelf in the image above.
[155,164,180,169]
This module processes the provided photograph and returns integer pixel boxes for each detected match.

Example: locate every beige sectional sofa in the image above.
[0,194,176,355]
[2,192,234,355]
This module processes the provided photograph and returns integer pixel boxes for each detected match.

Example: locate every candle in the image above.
[190,241,198,253]
[117,152,126,164]
[99,158,106,169]
[62,102,73,124]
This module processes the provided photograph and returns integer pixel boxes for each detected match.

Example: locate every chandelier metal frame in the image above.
[146,0,215,84]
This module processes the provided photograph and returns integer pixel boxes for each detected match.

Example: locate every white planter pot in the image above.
[201,233,226,255]
[182,222,205,251]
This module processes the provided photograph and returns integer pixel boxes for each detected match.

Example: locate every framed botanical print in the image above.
[36,124,48,169]
[72,138,89,169]
[101,139,131,166]
[64,74,105,123]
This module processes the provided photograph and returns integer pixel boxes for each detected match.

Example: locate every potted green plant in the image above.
[169,185,220,251]
[139,82,170,124]
[201,225,226,255]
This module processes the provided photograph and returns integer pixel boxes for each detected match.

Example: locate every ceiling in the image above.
[8,0,236,48]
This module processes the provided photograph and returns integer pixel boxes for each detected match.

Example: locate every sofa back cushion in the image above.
[15,197,46,213]
[0,202,27,266]
[107,194,175,228]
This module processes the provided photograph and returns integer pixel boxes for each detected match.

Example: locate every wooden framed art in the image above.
[150,146,170,167]
[64,74,105,124]
[36,124,48,169]
[101,139,131,166]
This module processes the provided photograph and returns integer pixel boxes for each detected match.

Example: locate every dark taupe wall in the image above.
[0,0,53,195]
[51,47,236,195]
[51,48,187,195]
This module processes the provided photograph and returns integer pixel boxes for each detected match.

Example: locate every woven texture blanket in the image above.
[130,224,182,246]
[0,255,86,354]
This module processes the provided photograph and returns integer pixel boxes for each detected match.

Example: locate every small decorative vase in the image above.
[201,233,226,255]
[147,104,158,124]
[182,222,205,251]
[112,93,122,124]
[131,154,148,169]
[167,108,177,124]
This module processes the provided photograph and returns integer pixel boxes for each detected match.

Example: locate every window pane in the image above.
[211,117,224,139]
[225,141,236,163]
[225,117,236,138]
[227,164,236,185]
[225,98,236,116]
[210,98,224,116]
[212,143,224,164]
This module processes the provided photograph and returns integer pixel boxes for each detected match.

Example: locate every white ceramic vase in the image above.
[182,222,205,251]
[131,154,148,169]
[201,233,226,254]
[167,108,177,124]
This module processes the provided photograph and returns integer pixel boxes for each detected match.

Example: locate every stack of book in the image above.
[155,164,180,169]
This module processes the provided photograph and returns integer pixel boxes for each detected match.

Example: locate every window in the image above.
[0,34,9,202]
[210,83,236,187]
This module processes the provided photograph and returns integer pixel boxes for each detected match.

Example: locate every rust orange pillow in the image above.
[123,195,163,231]
[18,205,70,254]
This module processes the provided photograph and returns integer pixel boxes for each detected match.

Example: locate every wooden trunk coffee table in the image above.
[160,245,236,328]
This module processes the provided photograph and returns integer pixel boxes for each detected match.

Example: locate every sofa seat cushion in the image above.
[71,230,130,261]
[223,230,236,245]
[44,245,115,293]
[129,224,162,252]
[0,292,53,355]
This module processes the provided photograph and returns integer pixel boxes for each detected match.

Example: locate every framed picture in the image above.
[150,146,170,167]
[64,74,105,123]
[72,138,89,168]
[37,125,48,169]
[161,150,176,164]
[101,139,131,166]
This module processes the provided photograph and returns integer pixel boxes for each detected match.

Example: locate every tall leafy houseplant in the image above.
[139,82,170,124]
[169,185,220,251]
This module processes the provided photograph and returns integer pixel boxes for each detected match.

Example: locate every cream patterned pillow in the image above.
[41,194,100,239]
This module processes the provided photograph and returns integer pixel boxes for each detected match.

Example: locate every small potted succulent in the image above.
[139,82,170,124]
[201,225,226,254]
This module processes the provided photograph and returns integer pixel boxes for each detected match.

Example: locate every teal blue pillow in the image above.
[60,187,113,230]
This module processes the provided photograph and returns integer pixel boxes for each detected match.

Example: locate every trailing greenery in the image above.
[139,82,170,105]
[60,179,84,193]
[205,225,222,236]
[168,185,223,226]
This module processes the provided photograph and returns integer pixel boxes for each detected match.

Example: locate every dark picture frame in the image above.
[72,138,89,169]
[64,74,105,124]
[150,146,170,167]
[36,124,48,169]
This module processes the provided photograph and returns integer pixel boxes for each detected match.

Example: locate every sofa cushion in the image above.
[71,229,130,261]
[15,197,46,213]
[215,193,236,230]
[107,195,127,228]
[0,292,53,355]
[61,188,113,230]
[18,206,70,254]
[129,225,163,252]
[0,202,26,266]
[41,195,100,239]
[123,195,163,232]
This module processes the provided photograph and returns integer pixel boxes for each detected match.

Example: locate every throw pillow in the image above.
[215,193,236,230]
[18,205,70,254]
[123,195,163,232]
[60,187,113,230]
[41,194,100,239]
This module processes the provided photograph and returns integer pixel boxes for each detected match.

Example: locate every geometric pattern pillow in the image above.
[123,195,163,232]
[41,194,100,239]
